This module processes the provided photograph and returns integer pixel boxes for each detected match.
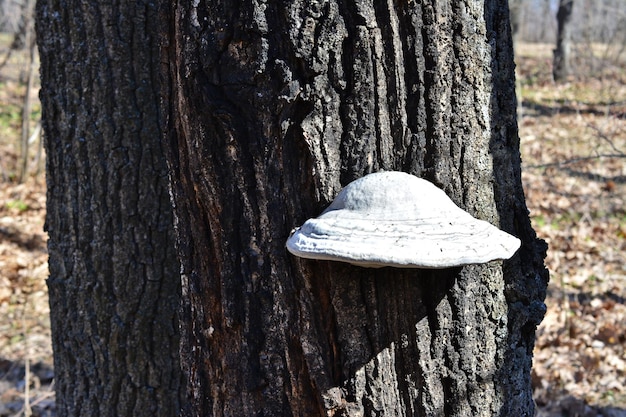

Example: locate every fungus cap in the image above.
[286,171,521,268]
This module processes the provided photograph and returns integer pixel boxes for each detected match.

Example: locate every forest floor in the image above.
[0,37,625,416]
[518,43,626,417]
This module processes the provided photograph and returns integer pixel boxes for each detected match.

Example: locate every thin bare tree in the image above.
[553,0,575,81]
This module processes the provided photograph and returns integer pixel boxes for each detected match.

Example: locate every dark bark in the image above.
[166,0,548,416]
[36,1,183,415]
[553,0,575,81]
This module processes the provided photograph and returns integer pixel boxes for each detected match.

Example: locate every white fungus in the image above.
[286,171,521,268]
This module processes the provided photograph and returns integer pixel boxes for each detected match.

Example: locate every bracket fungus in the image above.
[286,171,521,268]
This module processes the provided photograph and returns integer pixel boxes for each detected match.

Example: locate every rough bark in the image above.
[166,0,548,416]
[36,1,183,415]
[553,0,575,81]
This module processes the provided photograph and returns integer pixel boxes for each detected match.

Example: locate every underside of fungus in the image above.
[286,171,521,268]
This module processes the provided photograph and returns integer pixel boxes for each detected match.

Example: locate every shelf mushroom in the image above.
[286,171,521,268]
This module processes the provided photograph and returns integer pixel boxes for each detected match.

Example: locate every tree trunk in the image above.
[166,1,548,416]
[553,0,575,81]
[9,0,34,51]
[509,0,524,46]
[36,1,183,415]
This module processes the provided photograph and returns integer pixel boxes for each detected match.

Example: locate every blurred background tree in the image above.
[553,0,575,81]
[509,0,626,79]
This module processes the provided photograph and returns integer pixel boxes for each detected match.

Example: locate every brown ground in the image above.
[0,38,625,416]
[518,43,626,417]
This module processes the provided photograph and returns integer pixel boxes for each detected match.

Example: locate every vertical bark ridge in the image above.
[377,0,409,157]
[484,1,550,415]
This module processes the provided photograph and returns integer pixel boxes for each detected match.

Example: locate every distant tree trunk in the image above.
[540,0,552,43]
[553,0,575,81]
[509,0,524,46]
[36,1,183,416]
[18,0,36,183]
[9,0,34,51]
[166,1,548,416]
